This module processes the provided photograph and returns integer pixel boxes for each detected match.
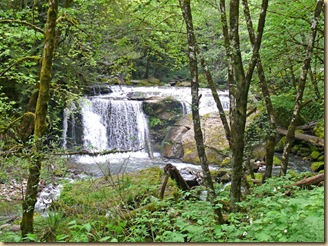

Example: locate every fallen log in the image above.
[0,148,143,158]
[53,148,143,156]
[296,121,318,130]
[276,128,324,147]
[295,173,324,188]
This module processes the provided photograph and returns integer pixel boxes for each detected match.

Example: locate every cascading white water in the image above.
[80,97,152,155]
[105,85,229,115]
[62,85,229,170]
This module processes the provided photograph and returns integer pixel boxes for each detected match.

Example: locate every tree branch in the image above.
[0,56,41,77]
[0,19,44,34]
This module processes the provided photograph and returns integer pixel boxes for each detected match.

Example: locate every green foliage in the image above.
[244,110,270,152]
[1,167,323,243]
[235,175,324,242]
[149,116,163,128]
[313,119,324,138]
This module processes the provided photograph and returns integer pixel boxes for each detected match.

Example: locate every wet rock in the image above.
[178,167,202,187]
[214,169,232,184]
[84,85,113,96]
[127,91,153,100]
[161,125,189,159]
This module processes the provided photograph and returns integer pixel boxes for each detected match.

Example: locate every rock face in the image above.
[143,97,184,152]
[161,113,230,165]
[161,115,192,159]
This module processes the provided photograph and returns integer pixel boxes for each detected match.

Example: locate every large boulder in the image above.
[143,97,184,152]
[161,113,230,165]
[161,116,193,159]
[143,97,183,121]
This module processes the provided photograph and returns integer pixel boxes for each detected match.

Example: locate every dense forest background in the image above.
[0,0,325,242]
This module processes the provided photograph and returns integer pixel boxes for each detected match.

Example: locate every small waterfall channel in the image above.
[62,85,229,176]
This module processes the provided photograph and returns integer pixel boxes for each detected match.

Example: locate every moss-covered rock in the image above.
[275,137,286,152]
[143,97,184,152]
[313,119,324,139]
[273,155,282,166]
[310,150,321,160]
[317,155,324,161]
[251,146,266,160]
[180,113,230,165]
[176,81,191,87]
[310,161,324,172]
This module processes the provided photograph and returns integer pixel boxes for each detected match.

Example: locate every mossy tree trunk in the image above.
[280,0,323,175]
[219,0,268,212]
[179,0,224,224]
[21,0,58,238]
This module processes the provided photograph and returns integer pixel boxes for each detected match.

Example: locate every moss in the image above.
[313,120,324,139]
[287,169,298,178]
[310,151,321,160]
[246,173,262,183]
[291,145,299,154]
[275,137,286,152]
[220,157,232,167]
[273,156,282,166]
[310,161,324,172]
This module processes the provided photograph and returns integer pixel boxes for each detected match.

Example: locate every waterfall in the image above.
[63,85,229,160]
[79,97,153,157]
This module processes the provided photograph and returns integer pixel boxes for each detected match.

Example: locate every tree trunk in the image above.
[199,55,231,148]
[280,0,324,175]
[21,0,58,238]
[179,0,224,224]
[163,164,190,191]
[218,0,268,212]
[241,0,275,182]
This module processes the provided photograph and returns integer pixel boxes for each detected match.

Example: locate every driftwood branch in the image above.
[276,128,324,147]
[164,164,190,191]
[159,173,170,199]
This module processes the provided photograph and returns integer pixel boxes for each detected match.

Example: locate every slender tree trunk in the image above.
[308,64,320,98]
[199,55,231,147]
[241,0,275,182]
[219,0,268,212]
[179,0,224,224]
[21,0,58,238]
[280,0,323,175]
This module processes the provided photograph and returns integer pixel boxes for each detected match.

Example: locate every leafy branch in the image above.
[0,56,41,77]
[0,19,44,34]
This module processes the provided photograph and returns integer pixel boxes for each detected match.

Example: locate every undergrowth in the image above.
[0,167,324,242]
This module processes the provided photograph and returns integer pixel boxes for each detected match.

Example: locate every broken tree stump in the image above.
[159,164,190,199]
